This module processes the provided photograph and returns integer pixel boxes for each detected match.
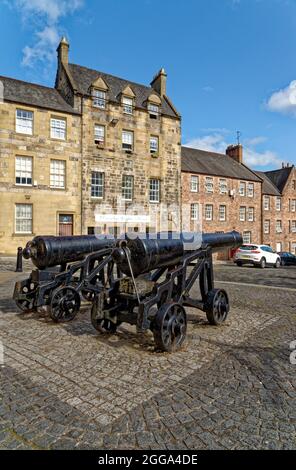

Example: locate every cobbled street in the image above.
[0,258,295,450]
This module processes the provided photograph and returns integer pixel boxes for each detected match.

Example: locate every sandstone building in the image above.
[0,38,181,253]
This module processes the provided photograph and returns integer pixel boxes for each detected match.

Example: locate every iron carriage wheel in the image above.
[152,302,187,352]
[15,280,37,313]
[90,292,118,334]
[49,286,81,323]
[204,288,229,326]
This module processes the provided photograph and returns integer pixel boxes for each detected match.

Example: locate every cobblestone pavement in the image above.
[0,258,295,449]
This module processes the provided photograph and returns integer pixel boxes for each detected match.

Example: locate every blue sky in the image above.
[1,0,296,170]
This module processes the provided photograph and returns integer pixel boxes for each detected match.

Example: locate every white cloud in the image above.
[10,0,84,68]
[202,86,214,93]
[184,133,281,168]
[266,80,296,116]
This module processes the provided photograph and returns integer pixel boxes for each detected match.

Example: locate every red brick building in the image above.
[264,164,296,253]
[181,145,262,258]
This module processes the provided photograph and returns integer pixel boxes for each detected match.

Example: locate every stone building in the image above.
[0,75,82,254]
[55,38,181,237]
[255,171,284,252]
[0,38,181,253]
[181,145,263,257]
[264,164,296,253]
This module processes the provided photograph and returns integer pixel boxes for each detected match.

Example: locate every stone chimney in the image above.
[150,68,167,97]
[226,144,243,164]
[57,36,69,66]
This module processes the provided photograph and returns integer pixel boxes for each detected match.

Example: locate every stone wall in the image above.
[0,102,81,254]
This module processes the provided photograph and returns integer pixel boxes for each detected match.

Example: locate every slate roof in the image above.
[68,63,179,118]
[181,146,262,182]
[255,171,281,196]
[264,166,294,193]
[0,75,79,115]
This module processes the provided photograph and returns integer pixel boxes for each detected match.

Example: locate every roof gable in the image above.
[265,166,294,193]
[255,171,281,196]
[121,85,135,98]
[91,76,109,91]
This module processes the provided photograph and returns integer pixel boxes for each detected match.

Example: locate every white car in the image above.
[234,244,281,269]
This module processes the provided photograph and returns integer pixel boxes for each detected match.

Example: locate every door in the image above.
[59,214,73,236]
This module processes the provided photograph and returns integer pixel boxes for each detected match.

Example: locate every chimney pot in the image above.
[57,37,69,65]
[150,68,167,97]
[226,144,243,164]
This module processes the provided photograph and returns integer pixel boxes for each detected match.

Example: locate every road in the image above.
[0,258,295,449]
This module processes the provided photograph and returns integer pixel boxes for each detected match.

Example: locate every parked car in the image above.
[278,252,296,266]
[234,244,281,268]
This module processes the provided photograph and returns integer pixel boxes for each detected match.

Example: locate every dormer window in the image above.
[92,89,106,109]
[148,103,159,119]
[122,96,133,115]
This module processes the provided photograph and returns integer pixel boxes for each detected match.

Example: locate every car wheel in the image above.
[236,261,242,267]
[274,258,281,269]
[260,257,266,269]
[281,260,285,267]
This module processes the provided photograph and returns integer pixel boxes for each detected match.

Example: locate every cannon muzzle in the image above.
[23,235,115,269]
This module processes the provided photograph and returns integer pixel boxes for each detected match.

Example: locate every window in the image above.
[243,231,251,244]
[88,227,103,235]
[276,220,282,233]
[248,183,254,197]
[276,197,281,211]
[15,156,32,186]
[92,89,106,109]
[150,136,159,154]
[239,182,246,196]
[122,130,133,151]
[291,199,296,212]
[239,206,246,221]
[219,205,226,221]
[264,195,270,211]
[148,103,159,119]
[50,118,66,140]
[248,207,254,222]
[219,179,228,194]
[292,180,296,190]
[190,203,199,221]
[91,171,104,198]
[149,179,160,203]
[205,204,213,221]
[122,96,133,114]
[291,221,296,233]
[15,204,32,234]
[50,160,65,189]
[122,175,133,201]
[191,175,199,192]
[264,220,270,234]
[205,177,214,193]
[94,124,105,145]
[16,109,33,135]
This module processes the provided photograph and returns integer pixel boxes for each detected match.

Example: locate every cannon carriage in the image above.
[13,235,116,322]
[90,231,242,351]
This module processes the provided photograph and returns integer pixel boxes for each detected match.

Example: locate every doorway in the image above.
[59,214,73,236]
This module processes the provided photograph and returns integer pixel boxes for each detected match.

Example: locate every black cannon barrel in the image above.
[23,235,115,269]
[112,231,242,277]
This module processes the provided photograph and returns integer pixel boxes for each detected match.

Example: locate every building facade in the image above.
[265,165,296,253]
[181,145,262,257]
[0,38,181,253]
[0,76,82,253]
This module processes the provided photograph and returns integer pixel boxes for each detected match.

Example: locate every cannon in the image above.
[90,230,242,351]
[13,235,116,322]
